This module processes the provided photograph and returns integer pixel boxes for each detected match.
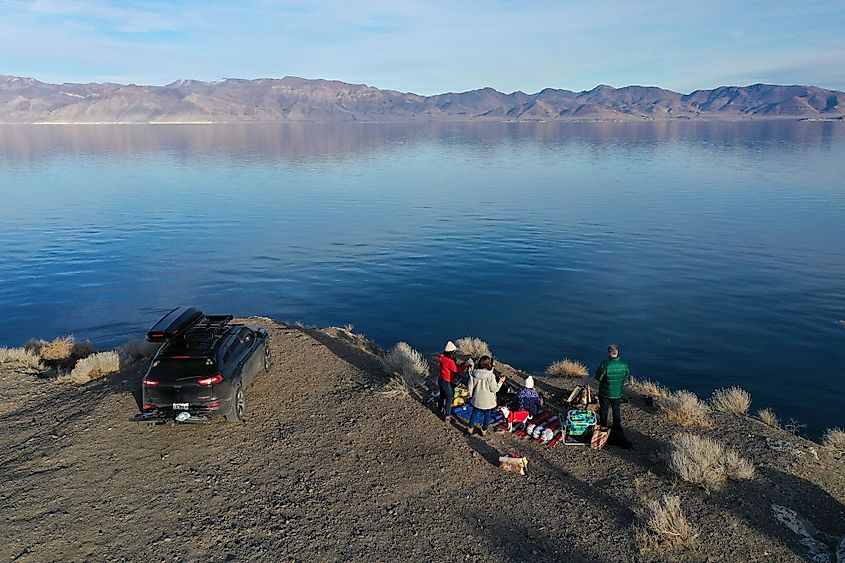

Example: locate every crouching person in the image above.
[500,376,544,431]
[516,376,544,417]
[466,356,505,437]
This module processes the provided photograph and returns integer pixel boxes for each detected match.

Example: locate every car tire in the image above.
[225,384,245,422]
[263,344,271,373]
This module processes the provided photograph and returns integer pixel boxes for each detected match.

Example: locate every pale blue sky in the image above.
[1,0,844,94]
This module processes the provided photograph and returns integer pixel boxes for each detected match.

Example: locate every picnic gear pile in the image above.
[451,383,470,407]
[454,374,614,449]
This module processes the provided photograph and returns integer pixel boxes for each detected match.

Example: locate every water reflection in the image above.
[1,120,843,164]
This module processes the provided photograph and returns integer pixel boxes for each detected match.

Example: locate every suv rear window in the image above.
[151,358,217,378]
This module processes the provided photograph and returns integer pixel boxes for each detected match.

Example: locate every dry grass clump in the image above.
[381,342,428,397]
[26,336,95,362]
[656,390,712,427]
[628,377,670,399]
[546,358,589,378]
[116,339,160,366]
[757,408,781,429]
[822,428,845,455]
[724,449,756,480]
[455,337,491,358]
[635,495,698,552]
[709,386,751,415]
[27,336,73,360]
[58,351,120,384]
[669,433,755,492]
[0,347,45,371]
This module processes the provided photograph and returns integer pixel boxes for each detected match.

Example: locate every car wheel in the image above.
[263,344,271,373]
[225,385,245,422]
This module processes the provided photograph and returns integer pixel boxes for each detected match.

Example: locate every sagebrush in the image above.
[116,339,160,366]
[58,351,120,384]
[628,377,670,399]
[669,433,755,492]
[26,336,95,362]
[757,408,781,429]
[710,386,751,415]
[546,358,589,378]
[656,390,712,427]
[723,449,755,480]
[0,347,45,371]
[822,427,845,455]
[635,495,698,551]
[381,342,428,397]
[454,337,491,358]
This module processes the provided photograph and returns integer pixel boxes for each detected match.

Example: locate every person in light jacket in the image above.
[466,356,506,437]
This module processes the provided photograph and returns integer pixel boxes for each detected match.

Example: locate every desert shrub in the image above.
[30,336,74,360]
[381,342,428,397]
[116,339,160,366]
[342,323,354,333]
[783,418,806,437]
[454,337,491,358]
[669,433,754,492]
[58,351,120,384]
[635,495,698,551]
[546,358,589,378]
[0,347,45,371]
[669,433,727,492]
[757,408,781,429]
[822,428,845,455]
[656,390,712,427]
[26,336,96,362]
[71,339,96,358]
[724,449,755,480]
[710,386,751,415]
[628,377,670,399]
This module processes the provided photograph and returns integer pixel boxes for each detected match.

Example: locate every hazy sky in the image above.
[1,0,844,94]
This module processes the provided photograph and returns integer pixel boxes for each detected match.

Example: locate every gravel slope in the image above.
[1,320,843,562]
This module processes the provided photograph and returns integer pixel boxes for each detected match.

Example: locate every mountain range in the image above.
[1,75,843,123]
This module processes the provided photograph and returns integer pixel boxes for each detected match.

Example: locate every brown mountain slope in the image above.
[1,75,843,122]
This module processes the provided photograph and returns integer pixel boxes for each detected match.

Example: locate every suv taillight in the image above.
[197,374,223,386]
[142,377,159,386]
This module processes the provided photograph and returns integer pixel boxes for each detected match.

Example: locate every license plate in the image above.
[173,402,189,411]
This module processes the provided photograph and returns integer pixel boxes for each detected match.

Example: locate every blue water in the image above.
[1,121,843,437]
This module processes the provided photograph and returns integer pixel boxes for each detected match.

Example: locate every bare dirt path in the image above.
[1,321,843,562]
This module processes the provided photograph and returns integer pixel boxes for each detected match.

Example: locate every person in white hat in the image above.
[515,376,544,417]
[437,341,471,424]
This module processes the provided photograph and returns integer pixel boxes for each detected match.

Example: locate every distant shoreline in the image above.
[0,115,842,125]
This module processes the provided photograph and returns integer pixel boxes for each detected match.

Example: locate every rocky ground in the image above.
[1,319,843,562]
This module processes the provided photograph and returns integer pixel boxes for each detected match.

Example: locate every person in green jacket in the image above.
[595,344,631,447]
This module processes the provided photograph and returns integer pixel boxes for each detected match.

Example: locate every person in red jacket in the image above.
[438,341,471,424]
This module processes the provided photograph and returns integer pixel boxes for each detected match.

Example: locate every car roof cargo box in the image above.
[147,307,205,342]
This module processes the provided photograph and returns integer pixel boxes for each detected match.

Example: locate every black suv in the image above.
[136,307,271,424]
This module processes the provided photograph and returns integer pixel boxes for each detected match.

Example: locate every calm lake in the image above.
[1,121,843,437]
